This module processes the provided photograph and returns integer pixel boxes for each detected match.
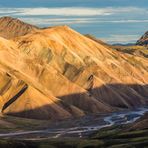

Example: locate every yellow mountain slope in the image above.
[0,22,147,120]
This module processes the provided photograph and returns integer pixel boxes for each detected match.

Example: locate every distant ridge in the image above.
[0,16,39,39]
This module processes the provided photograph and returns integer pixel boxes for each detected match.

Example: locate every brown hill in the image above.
[113,45,148,58]
[0,18,147,120]
[130,113,148,130]
[0,16,39,39]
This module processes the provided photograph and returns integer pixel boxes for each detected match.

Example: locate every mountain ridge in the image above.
[0,16,39,39]
[0,17,147,120]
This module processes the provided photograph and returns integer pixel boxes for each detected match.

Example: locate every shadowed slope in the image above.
[2,84,148,120]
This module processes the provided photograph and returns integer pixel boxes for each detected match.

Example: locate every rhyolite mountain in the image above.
[136,31,148,46]
[0,17,148,120]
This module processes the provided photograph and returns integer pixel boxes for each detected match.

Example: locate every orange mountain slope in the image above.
[0,17,147,120]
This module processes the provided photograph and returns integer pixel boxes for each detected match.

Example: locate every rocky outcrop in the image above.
[136,31,148,46]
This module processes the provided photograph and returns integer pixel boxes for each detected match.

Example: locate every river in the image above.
[0,107,148,138]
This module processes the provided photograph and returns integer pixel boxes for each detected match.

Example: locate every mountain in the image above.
[0,16,39,39]
[136,31,148,46]
[0,17,148,120]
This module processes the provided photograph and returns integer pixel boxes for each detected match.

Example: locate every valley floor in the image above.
[0,107,148,147]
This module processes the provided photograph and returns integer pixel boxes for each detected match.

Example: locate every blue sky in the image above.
[0,0,148,44]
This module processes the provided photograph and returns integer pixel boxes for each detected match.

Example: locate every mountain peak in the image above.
[136,31,148,46]
[0,16,39,39]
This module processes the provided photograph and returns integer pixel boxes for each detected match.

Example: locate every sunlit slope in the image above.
[15,26,148,104]
[0,25,147,120]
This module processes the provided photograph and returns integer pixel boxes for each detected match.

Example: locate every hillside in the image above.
[0,17,39,39]
[0,17,147,120]
[85,34,148,58]
[113,45,148,58]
